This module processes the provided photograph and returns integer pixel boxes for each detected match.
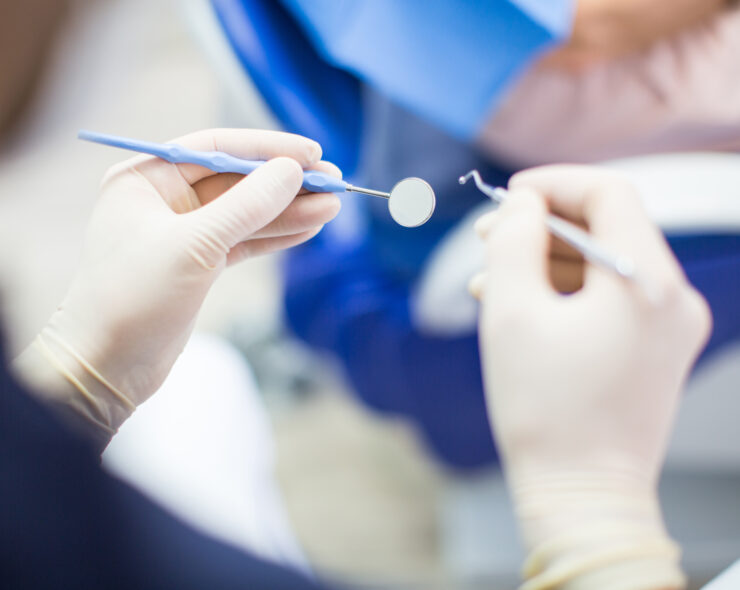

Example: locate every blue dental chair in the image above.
[211,0,740,471]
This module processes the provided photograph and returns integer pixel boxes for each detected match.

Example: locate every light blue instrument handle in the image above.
[77,130,348,194]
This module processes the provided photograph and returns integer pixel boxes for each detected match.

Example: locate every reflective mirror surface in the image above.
[388,177,436,227]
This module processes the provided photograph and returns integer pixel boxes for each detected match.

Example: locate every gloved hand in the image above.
[415,190,590,339]
[472,166,711,590]
[13,129,341,447]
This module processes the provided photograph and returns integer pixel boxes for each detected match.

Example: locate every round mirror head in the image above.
[388,177,436,227]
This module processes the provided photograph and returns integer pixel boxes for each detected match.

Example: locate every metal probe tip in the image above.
[460,168,642,290]
[460,170,506,204]
[459,171,478,185]
[345,184,391,200]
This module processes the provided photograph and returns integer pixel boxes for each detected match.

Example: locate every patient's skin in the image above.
[0,0,72,138]
[546,0,730,69]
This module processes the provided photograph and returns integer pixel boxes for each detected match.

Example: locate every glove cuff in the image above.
[520,526,684,590]
[511,470,685,590]
[13,327,136,448]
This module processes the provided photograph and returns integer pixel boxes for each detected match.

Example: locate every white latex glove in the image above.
[13,128,341,446]
[472,166,711,590]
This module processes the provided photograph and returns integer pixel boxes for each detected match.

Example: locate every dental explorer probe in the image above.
[459,170,637,281]
[78,130,436,228]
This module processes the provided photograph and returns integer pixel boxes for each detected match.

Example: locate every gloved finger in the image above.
[102,130,326,214]
[189,157,303,251]
[474,210,500,239]
[468,272,486,300]
[510,165,683,291]
[226,227,323,266]
[115,130,322,214]
[510,165,629,226]
[250,192,341,239]
[191,160,342,210]
[162,128,322,185]
[473,245,584,299]
[471,260,582,300]
[483,186,554,304]
[477,205,582,264]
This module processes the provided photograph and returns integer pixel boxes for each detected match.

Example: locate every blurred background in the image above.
[1,1,739,589]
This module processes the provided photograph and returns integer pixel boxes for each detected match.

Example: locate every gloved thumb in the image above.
[483,187,553,303]
[189,157,304,253]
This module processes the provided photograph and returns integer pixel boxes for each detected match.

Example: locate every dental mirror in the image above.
[388,177,436,227]
[347,177,436,227]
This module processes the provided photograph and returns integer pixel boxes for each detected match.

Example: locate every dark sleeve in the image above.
[0,351,331,590]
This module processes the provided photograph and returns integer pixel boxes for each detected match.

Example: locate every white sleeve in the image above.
[702,561,740,590]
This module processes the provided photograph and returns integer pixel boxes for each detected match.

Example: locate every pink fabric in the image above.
[478,9,740,168]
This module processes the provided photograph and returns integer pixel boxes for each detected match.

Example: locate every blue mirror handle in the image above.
[78,130,348,193]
